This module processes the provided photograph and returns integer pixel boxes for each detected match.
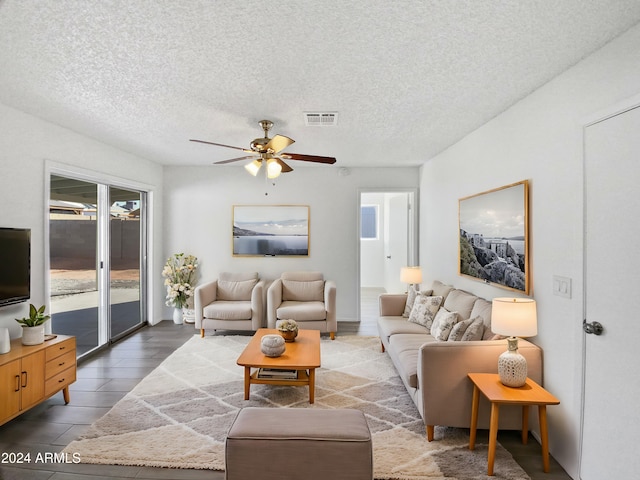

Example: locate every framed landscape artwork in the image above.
[458,180,529,294]
[233,205,310,256]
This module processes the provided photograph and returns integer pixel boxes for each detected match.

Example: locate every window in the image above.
[361,205,378,239]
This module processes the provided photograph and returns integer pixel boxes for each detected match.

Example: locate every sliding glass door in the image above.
[49,174,147,356]
[109,186,145,339]
[49,176,100,355]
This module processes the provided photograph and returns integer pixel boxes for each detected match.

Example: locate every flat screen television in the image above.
[0,227,31,307]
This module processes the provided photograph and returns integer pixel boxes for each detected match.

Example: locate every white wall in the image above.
[420,23,640,479]
[163,166,419,321]
[0,103,165,338]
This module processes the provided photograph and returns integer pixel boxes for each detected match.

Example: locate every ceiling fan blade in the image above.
[190,139,252,153]
[281,152,336,164]
[275,158,294,173]
[265,134,294,154]
[214,155,258,165]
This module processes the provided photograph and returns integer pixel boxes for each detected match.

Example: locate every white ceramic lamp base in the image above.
[498,337,528,387]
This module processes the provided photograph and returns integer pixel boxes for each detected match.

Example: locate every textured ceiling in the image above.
[1,1,639,169]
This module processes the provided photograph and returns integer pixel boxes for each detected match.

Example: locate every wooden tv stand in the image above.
[0,335,76,426]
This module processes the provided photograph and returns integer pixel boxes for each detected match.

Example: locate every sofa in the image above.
[378,280,543,441]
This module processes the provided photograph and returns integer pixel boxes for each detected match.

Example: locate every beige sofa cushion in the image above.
[203,301,252,320]
[388,334,437,388]
[217,272,259,301]
[378,316,430,342]
[217,279,258,301]
[282,280,324,302]
[442,289,478,321]
[431,280,454,300]
[277,301,327,321]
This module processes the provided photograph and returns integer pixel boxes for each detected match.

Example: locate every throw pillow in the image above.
[282,280,324,302]
[403,287,432,317]
[447,316,475,341]
[408,294,443,328]
[217,278,258,301]
[403,286,418,318]
[461,316,485,341]
[430,307,459,341]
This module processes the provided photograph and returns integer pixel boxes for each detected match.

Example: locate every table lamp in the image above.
[400,266,422,292]
[491,297,537,387]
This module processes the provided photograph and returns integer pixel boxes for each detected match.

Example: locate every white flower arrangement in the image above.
[162,253,198,308]
[276,319,298,332]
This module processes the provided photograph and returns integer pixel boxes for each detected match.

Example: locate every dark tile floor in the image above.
[0,299,572,480]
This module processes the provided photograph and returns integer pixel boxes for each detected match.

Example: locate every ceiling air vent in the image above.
[304,112,338,127]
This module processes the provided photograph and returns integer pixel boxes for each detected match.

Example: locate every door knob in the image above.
[583,320,604,335]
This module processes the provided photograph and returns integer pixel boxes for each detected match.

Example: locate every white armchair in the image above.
[195,272,264,337]
[267,271,337,339]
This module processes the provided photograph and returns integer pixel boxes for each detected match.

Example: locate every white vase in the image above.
[173,307,184,325]
[0,327,10,354]
[22,324,45,345]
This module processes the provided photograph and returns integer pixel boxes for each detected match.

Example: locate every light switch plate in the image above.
[553,275,572,299]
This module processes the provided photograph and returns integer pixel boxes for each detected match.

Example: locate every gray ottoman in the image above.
[225,407,373,480]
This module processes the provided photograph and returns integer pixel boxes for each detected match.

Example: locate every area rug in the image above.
[63,335,530,479]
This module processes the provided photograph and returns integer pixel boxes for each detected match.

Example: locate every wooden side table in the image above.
[468,373,560,476]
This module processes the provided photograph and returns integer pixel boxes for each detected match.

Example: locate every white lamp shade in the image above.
[266,159,282,178]
[491,297,538,337]
[400,266,422,284]
[244,159,262,176]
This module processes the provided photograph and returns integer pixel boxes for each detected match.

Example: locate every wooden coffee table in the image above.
[236,329,321,404]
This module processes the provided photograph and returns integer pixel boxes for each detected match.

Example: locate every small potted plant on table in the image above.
[16,304,50,345]
[276,319,299,342]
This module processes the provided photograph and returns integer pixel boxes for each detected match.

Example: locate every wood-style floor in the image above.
[0,289,571,480]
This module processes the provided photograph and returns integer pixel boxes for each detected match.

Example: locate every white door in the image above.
[582,105,640,478]
[384,193,409,293]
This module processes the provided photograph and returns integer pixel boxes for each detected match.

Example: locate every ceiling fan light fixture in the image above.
[267,158,282,178]
[245,159,262,176]
[266,158,282,178]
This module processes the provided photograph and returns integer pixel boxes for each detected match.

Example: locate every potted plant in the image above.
[16,304,50,345]
[276,319,299,342]
[162,253,198,324]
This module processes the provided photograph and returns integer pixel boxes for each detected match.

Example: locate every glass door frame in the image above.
[108,185,148,343]
[45,162,152,356]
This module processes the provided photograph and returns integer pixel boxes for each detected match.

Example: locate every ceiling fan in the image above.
[190,119,336,178]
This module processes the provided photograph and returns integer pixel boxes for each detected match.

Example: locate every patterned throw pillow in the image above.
[403,287,432,317]
[430,307,459,341]
[461,316,485,341]
[447,316,475,341]
[403,286,418,318]
[408,294,443,328]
